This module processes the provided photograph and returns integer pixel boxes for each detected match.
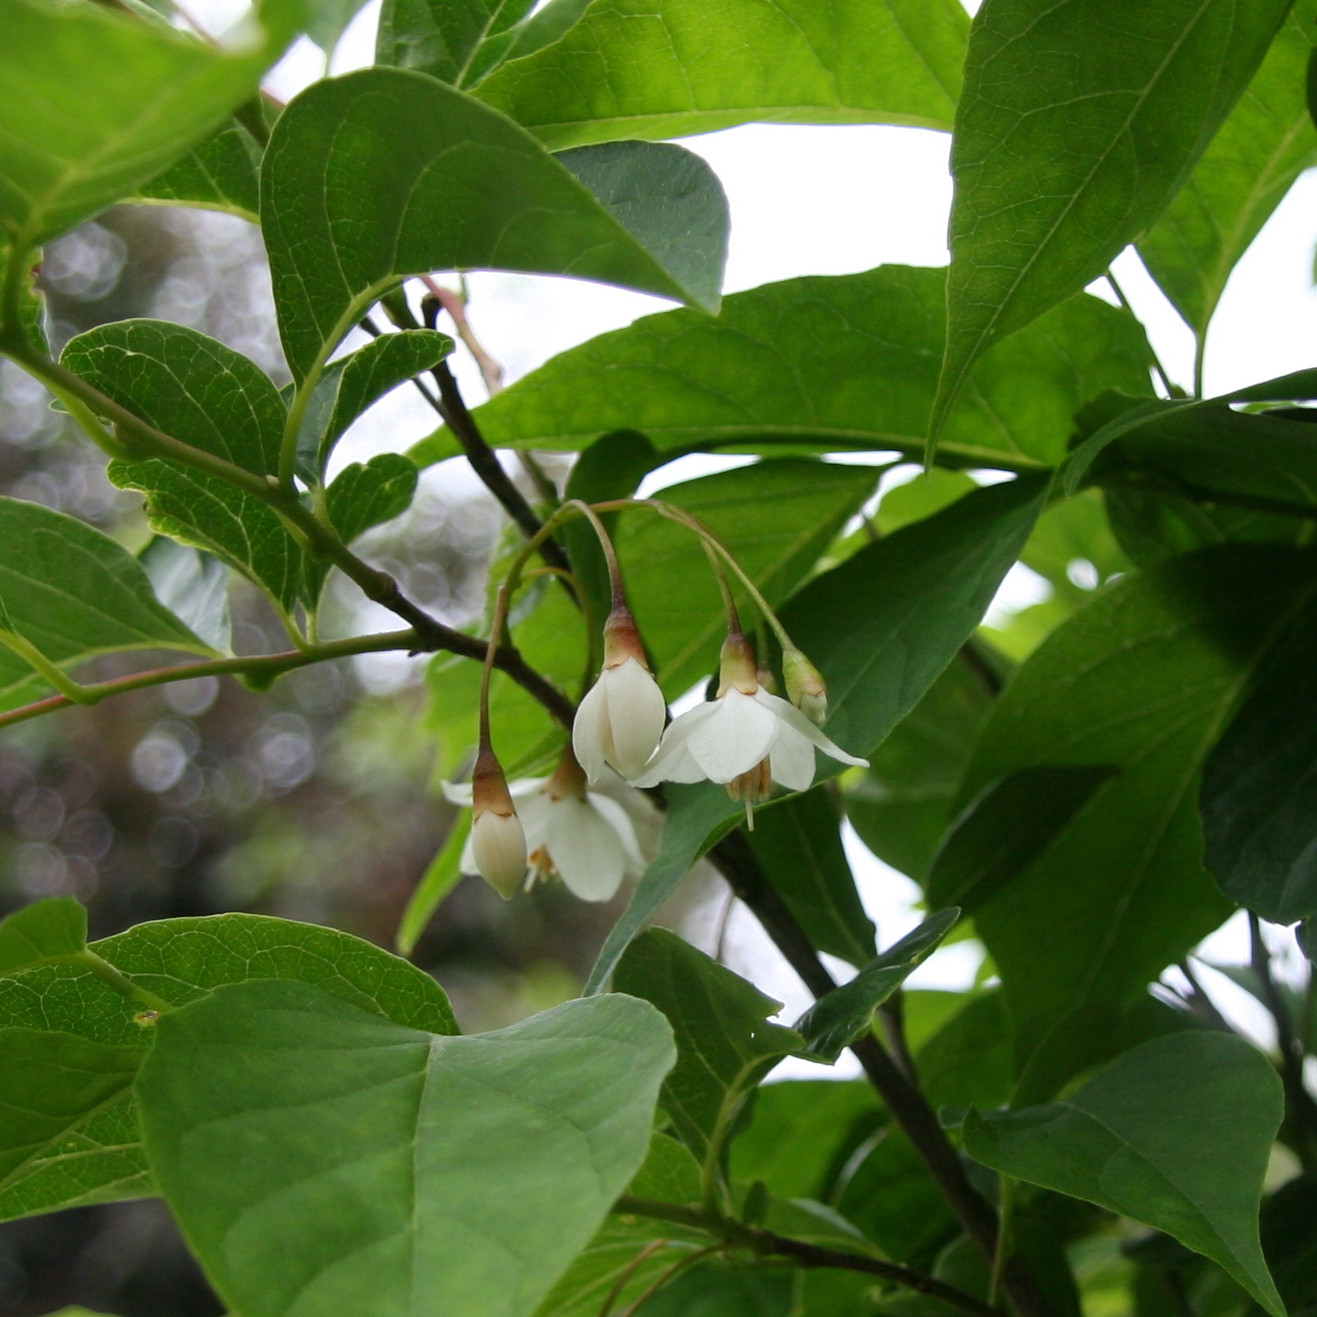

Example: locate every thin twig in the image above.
[614,1196,1003,1317]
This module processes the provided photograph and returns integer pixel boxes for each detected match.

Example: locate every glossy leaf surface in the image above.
[614,929,799,1160]
[933,0,1290,438]
[130,120,263,220]
[425,267,1152,469]
[263,69,728,381]
[965,1032,1284,1314]
[472,0,969,148]
[0,0,297,250]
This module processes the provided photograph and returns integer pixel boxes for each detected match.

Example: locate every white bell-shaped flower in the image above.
[573,604,667,782]
[464,747,528,899]
[631,632,866,808]
[446,749,643,901]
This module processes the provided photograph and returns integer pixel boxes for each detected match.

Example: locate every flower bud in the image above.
[470,748,528,898]
[783,646,828,725]
[573,605,667,782]
[716,631,759,697]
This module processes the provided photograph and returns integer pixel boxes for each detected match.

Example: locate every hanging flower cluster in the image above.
[448,498,866,900]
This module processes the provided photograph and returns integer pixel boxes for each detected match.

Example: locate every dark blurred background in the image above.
[0,205,687,1317]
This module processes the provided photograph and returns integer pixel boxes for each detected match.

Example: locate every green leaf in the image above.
[793,911,959,1063]
[263,68,728,383]
[137,982,674,1317]
[376,0,537,87]
[1200,594,1317,923]
[586,477,1046,993]
[320,453,418,553]
[1139,3,1317,341]
[923,765,1121,913]
[914,991,1015,1112]
[746,786,876,968]
[844,658,994,881]
[779,476,1047,758]
[1261,1174,1317,1315]
[62,320,309,616]
[471,0,968,149]
[957,544,1317,1060]
[427,266,1152,469]
[613,928,799,1162]
[129,119,263,221]
[320,329,453,473]
[0,495,211,705]
[729,1080,879,1203]
[629,1257,793,1316]
[0,913,456,1225]
[932,0,1292,442]
[0,0,299,252]
[963,1032,1285,1315]
[0,898,86,975]
[139,536,232,654]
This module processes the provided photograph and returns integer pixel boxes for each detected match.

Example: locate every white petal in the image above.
[628,702,718,786]
[506,776,550,800]
[515,793,551,850]
[545,797,625,901]
[458,831,477,874]
[769,723,817,792]
[587,792,645,873]
[572,680,613,783]
[471,810,528,899]
[442,781,475,806]
[755,689,869,767]
[686,691,778,782]
[602,658,668,779]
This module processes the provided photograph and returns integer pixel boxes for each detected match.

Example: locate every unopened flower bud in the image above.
[573,604,667,782]
[716,631,759,697]
[783,646,828,725]
[470,747,528,898]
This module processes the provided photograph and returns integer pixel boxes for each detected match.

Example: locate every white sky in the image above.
[189,0,1311,1050]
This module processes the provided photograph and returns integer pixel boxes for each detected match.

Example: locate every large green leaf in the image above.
[62,320,309,616]
[793,910,958,1063]
[0,0,298,253]
[376,0,538,87]
[844,657,994,881]
[0,495,211,707]
[129,119,263,221]
[417,266,1152,470]
[471,0,968,149]
[746,786,875,968]
[957,544,1317,1060]
[932,0,1292,440]
[586,477,1046,993]
[964,1032,1284,1316]
[614,929,799,1163]
[1139,2,1317,342]
[1200,593,1317,923]
[0,913,456,1224]
[0,898,87,975]
[263,68,728,383]
[137,982,674,1317]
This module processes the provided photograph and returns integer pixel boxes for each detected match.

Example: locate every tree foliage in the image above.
[2,0,1317,1313]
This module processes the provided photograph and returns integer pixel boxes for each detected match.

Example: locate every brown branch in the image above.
[614,1196,1004,1317]
[707,831,1053,1317]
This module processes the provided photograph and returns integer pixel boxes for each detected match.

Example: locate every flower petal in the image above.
[755,690,869,767]
[603,657,668,779]
[629,700,719,786]
[686,690,778,783]
[471,810,528,899]
[546,797,625,901]
[769,722,817,792]
[587,792,645,874]
[442,781,475,806]
[571,680,612,782]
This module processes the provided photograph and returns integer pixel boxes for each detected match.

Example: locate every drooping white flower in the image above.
[573,604,667,782]
[631,632,866,809]
[464,747,528,899]
[445,750,643,901]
